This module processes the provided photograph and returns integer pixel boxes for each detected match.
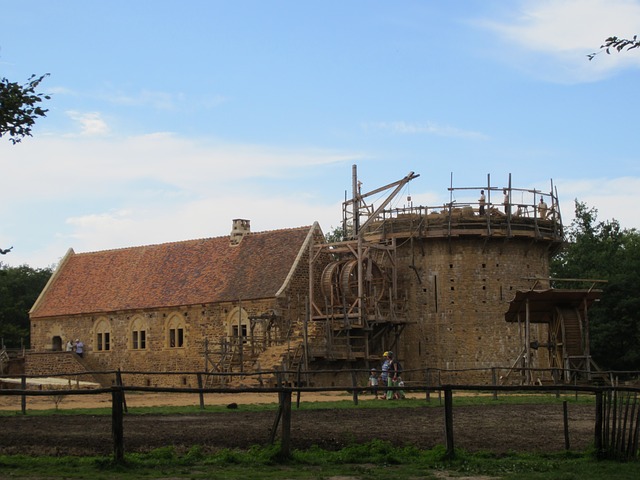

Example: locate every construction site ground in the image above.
[0,391,596,456]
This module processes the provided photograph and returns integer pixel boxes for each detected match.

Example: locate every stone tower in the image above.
[366,182,563,383]
[307,168,564,384]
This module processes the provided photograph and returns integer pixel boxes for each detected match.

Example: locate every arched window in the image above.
[166,313,185,348]
[129,315,148,350]
[227,307,249,344]
[94,317,111,352]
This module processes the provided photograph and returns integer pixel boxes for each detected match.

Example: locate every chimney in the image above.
[230,219,250,245]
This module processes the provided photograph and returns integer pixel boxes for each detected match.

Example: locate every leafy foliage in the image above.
[588,35,640,60]
[551,201,640,371]
[0,263,52,347]
[324,225,345,243]
[0,73,50,144]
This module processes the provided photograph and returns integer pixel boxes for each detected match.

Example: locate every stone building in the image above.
[28,220,328,387]
[28,169,597,387]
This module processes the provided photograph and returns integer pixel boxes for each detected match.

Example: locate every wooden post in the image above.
[280,388,292,458]
[563,400,570,450]
[594,390,603,458]
[296,363,302,409]
[491,368,498,401]
[112,387,125,463]
[425,369,431,403]
[115,369,127,413]
[269,369,283,444]
[351,370,359,405]
[197,373,205,410]
[444,387,455,459]
[20,375,26,414]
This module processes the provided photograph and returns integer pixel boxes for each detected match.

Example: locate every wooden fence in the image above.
[2,369,640,462]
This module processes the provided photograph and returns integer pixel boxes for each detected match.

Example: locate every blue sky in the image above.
[2,0,640,268]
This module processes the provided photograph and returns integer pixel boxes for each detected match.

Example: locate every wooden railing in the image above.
[2,367,640,462]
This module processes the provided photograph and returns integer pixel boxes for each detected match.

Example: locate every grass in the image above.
[0,443,638,479]
[0,392,625,479]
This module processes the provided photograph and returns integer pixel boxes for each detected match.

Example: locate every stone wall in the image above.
[29,298,280,387]
[24,351,99,384]
[396,236,551,384]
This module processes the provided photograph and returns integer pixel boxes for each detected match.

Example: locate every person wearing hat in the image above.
[385,351,398,400]
[380,351,391,399]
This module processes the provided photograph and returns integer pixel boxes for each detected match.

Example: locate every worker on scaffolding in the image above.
[538,197,548,220]
[503,189,510,216]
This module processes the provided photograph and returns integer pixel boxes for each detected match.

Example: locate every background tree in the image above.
[324,225,346,243]
[0,263,52,348]
[0,73,50,144]
[1,71,50,253]
[551,201,640,371]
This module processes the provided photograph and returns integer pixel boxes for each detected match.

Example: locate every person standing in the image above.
[478,190,486,215]
[368,368,380,399]
[75,339,84,358]
[503,189,510,216]
[385,351,400,400]
[538,197,548,220]
[65,339,74,352]
[380,352,391,399]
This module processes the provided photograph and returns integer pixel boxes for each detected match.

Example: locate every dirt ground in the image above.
[0,391,597,456]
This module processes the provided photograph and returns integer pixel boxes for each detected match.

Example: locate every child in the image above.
[368,368,379,398]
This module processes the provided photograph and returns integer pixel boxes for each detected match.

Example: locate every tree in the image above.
[1,72,51,253]
[588,35,640,60]
[324,225,346,243]
[0,73,50,144]
[0,263,52,348]
[551,201,640,371]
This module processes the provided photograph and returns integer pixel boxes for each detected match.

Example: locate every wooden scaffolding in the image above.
[307,166,418,362]
[504,281,604,384]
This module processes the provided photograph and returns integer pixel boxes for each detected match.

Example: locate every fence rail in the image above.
[2,369,640,462]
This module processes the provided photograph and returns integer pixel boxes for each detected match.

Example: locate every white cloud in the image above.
[476,0,640,82]
[65,111,110,136]
[557,176,640,229]
[363,121,488,140]
[0,133,360,267]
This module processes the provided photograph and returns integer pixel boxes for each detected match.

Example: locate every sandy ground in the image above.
[0,389,383,411]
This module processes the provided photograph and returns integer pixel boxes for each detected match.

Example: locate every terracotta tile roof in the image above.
[30,225,315,318]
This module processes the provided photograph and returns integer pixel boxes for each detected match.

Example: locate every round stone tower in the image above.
[363,184,563,383]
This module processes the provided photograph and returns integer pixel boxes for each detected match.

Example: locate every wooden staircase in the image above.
[559,307,584,357]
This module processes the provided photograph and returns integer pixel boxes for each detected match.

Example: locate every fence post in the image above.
[269,369,284,444]
[280,388,292,458]
[20,375,26,414]
[112,387,125,463]
[351,370,359,405]
[491,368,498,401]
[563,400,570,450]
[197,373,205,410]
[115,369,127,413]
[444,386,455,459]
[425,369,431,403]
[296,363,302,409]
[594,390,603,459]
